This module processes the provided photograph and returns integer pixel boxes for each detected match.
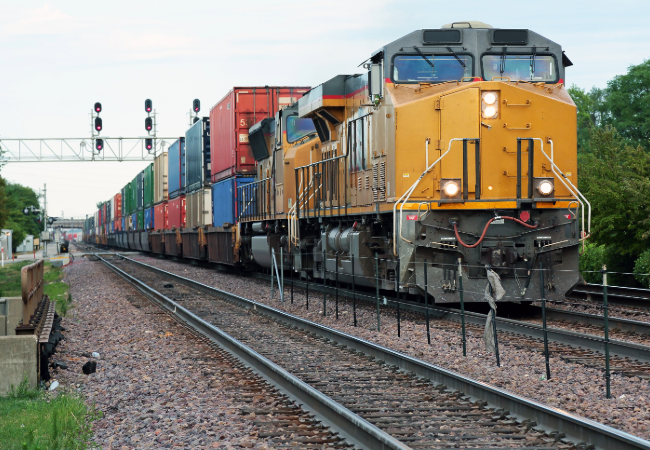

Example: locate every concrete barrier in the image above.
[0,297,23,336]
[0,335,38,394]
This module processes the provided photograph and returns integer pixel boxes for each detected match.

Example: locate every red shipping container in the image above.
[154,202,169,230]
[114,193,122,219]
[210,86,311,182]
[168,196,186,230]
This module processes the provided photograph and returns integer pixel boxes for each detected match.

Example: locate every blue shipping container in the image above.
[185,117,210,193]
[211,176,255,227]
[144,207,154,230]
[168,137,186,199]
[132,212,138,231]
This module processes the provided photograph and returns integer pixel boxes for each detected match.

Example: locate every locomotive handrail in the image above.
[540,138,591,238]
[294,154,347,170]
[393,138,473,257]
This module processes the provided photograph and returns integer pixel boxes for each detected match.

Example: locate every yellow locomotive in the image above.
[240,21,589,303]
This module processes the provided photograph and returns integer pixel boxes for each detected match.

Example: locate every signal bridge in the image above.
[0,137,176,163]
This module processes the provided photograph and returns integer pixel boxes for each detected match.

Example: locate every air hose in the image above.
[453,216,539,248]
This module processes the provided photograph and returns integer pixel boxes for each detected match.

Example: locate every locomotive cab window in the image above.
[392,54,473,83]
[286,116,317,143]
[482,54,557,82]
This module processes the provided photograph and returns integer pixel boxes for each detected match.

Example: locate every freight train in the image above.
[85,22,590,303]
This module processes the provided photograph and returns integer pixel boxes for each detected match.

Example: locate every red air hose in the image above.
[453,216,538,248]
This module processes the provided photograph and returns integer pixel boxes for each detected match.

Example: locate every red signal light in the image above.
[94,117,103,131]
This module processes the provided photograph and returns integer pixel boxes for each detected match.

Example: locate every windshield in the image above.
[392,54,472,83]
[286,116,316,143]
[482,54,557,82]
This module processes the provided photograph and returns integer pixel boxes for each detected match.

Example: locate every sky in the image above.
[1,0,649,219]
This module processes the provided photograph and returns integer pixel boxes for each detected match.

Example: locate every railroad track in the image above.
[83,248,650,450]
[77,244,650,379]
[568,284,650,309]
[121,290,349,449]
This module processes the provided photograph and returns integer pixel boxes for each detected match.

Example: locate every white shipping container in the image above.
[186,188,212,229]
[154,152,169,204]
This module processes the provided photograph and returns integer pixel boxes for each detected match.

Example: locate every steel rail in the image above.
[246,272,650,364]
[93,252,409,450]
[105,253,650,450]
[81,246,650,362]
[570,284,650,308]
[540,306,650,335]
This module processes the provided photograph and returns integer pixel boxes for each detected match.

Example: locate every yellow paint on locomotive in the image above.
[389,80,576,208]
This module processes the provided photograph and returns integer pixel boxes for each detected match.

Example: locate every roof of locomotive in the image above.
[373,23,569,81]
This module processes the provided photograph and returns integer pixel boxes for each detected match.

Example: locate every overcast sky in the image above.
[1,0,648,219]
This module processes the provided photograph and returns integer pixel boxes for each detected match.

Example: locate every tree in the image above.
[568,85,606,151]
[578,127,650,257]
[603,59,650,149]
[3,183,42,251]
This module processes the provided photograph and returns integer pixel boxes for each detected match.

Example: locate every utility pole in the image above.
[42,183,48,258]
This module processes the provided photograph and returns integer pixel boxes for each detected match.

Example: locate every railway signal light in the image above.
[193,99,200,113]
[145,99,152,113]
[96,139,104,151]
[145,117,153,131]
[94,102,102,113]
[94,117,103,132]
[145,138,153,151]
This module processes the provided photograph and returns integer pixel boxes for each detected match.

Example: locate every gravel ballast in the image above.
[135,255,650,440]
[55,257,336,449]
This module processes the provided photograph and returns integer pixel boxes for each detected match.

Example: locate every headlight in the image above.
[538,180,553,195]
[441,178,462,199]
[481,91,499,119]
[444,182,459,196]
[534,177,554,198]
[483,92,497,105]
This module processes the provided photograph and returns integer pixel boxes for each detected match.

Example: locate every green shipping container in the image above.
[137,210,144,231]
[123,183,131,217]
[143,163,154,208]
[130,177,138,215]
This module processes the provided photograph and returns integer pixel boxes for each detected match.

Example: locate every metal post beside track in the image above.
[323,249,327,317]
[458,258,467,356]
[396,259,401,338]
[603,265,611,398]
[306,266,309,310]
[336,254,339,320]
[375,254,380,332]
[424,259,430,344]
[281,247,284,303]
[540,261,551,381]
[352,252,357,327]
[290,250,294,304]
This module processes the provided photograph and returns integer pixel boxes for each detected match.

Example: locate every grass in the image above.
[0,378,101,449]
[0,261,72,317]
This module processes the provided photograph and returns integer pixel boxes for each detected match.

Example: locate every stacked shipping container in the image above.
[153,152,168,231]
[209,87,309,229]
[168,138,186,229]
[185,117,212,229]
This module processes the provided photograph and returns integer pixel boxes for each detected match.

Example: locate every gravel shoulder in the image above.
[137,255,650,440]
[53,258,301,449]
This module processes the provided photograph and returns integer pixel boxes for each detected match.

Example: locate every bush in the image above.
[634,250,650,288]
[579,243,606,284]
[579,244,641,286]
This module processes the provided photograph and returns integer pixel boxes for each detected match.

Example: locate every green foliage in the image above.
[1,377,101,449]
[568,84,606,151]
[579,244,606,284]
[635,250,650,288]
[0,261,32,297]
[603,59,650,148]
[578,127,650,257]
[569,60,650,152]
[2,183,42,252]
